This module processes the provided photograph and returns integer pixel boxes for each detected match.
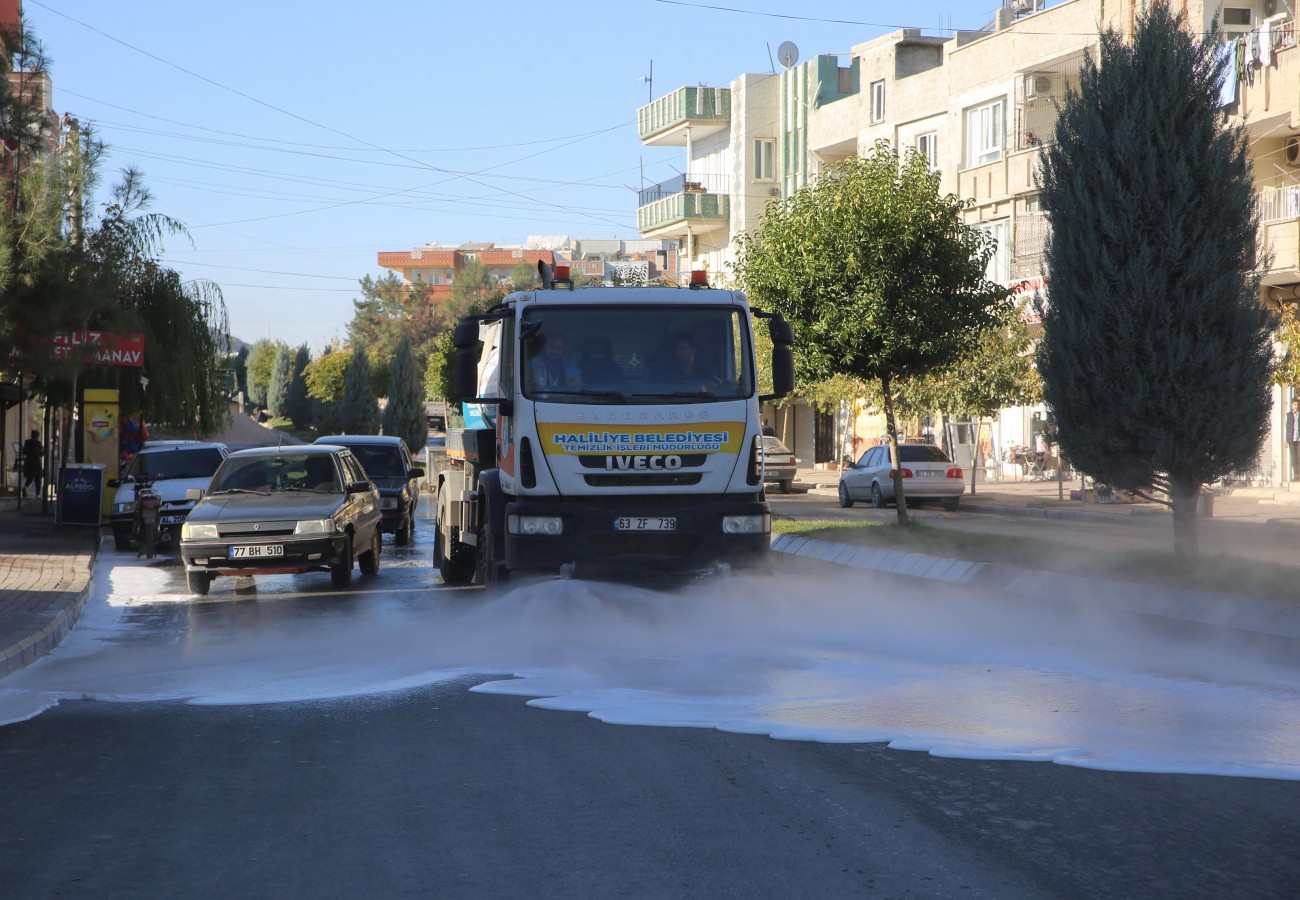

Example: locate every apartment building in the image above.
[376,243,555,298]
[637,0,1300,483]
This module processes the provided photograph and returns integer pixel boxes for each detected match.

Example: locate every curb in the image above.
[0,532,99,677]
[770,533,1300,642]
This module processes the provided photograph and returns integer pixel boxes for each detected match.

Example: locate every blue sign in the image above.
[58,464,105,527]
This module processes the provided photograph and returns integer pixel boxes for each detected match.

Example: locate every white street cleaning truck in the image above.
[434,264,794,585]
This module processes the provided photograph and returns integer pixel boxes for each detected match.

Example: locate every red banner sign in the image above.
[10,331,146,367]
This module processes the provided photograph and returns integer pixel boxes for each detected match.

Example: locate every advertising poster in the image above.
[82,388,119,516]
[58,464,105,527]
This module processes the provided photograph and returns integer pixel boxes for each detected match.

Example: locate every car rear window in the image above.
[346,446,405,478]
[898,445,950,463]
[761,437,791,454]
[129,448,225,480]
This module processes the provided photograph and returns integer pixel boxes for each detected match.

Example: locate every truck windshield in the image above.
[521,305,755,403]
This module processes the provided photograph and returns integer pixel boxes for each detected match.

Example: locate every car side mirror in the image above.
[408,467,425,479]
[346,481,371,494]
[186,487,204,501]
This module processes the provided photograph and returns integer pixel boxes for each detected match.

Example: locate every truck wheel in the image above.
[435,525,476,586]
[359,530,381,575]
[331,535,354,588]
[186,570,211,596]
[476,517,509,589]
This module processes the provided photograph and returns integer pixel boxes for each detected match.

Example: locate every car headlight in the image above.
[380,497,398,510]
[294,518,336,535]
[114,501,135,515]
[722,514,770,535]
[507,514,564,536]
[182,522,219,540]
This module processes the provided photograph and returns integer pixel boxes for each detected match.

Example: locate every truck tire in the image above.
[475,516,509,589]
[435,525,476,585]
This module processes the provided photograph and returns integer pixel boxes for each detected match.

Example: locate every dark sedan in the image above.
[313,435,424,545]
[179,445,383,595]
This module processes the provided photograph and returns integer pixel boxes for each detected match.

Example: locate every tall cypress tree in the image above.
[1037,1,1275,559]
[286,343,312,429]
[341,340,379,434]
[382,335,426,452]
[267,345,292,419]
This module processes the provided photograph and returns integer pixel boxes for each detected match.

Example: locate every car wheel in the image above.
[779,478,792,494]
[359,530,381,575]
[837,481,854,508]
[113,526,132,552]
[435,525,476,586]
[942,496,961,512]
[871,483,886,509]
[395,511,411,546]
[331,534,354,588]
[186,570,211,596]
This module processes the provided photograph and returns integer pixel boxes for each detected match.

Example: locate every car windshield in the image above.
[125,448,224,481]
[343,445,405,478]
[210,454,342,493]
[898,445,950,463]
[520,305,755,404]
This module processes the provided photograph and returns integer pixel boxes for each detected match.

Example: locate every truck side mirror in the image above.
[767,315,793,346]
[766,345,794,400]
[453,348,479,398]
[452,320,480,349]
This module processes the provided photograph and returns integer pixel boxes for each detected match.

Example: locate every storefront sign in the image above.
[9,331,146,367]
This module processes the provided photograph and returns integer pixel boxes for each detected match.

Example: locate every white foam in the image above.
[2,553,1298,781]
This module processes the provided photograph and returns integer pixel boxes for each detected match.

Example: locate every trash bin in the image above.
[1197,491,1215,518]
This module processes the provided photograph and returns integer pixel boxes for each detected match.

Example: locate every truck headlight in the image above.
[507,514,563,536]
[722,514,770,535]
[294,518,336,535]
[182,522,219,540]
[114,501,135,515]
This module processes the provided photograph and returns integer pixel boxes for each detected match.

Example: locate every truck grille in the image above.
[590,533,699,557]
[584,473,702,487]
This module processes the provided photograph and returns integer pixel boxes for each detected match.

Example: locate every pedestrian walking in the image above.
[21,430,42,498]
[1287,398,1300,482]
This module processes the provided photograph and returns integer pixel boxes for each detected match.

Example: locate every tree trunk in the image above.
[1170,476,1200,561]
[881,375,910,526]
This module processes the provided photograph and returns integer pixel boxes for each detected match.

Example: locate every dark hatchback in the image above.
[313,435,423,545]
[179,445,383,596]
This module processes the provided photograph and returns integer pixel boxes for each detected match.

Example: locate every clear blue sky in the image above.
[26,0,1004,353]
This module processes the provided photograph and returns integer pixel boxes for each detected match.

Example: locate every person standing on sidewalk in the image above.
[21,430,42,498]
[1288,398,1300,482]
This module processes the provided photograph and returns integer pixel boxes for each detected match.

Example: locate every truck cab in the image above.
[435,266,793,585]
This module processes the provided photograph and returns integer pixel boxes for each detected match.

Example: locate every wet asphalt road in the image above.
[1,496,1299,898]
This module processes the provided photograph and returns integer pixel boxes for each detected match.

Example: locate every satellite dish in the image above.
[777,41,799,69]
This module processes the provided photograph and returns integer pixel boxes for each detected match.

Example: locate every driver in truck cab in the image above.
[528,332,582,390]
[661,330,717,390]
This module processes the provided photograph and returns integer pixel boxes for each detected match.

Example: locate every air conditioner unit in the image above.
[1287,137,1300,167]
[1024,74,1054,101]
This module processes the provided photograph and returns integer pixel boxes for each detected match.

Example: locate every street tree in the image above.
[348,274,441,364]
[1037,1,1275,559]
[341,340,379,434]
[735,142,1010,524]
[244,339,280,408]
[286,343,312,429]
[267,345,292,419]
[383,335,426,453]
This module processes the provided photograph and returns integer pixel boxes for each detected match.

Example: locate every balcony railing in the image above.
[637,173,730,207]
[1010,212,1050,279]
[1260,184,1300,223]
[637,192,730,233]
[637,87,731,142]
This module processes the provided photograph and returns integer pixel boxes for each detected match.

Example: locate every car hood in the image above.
[114,475,216,505]
[188,492,342,524]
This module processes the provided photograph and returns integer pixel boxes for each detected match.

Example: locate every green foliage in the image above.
[267,345,292,418]
[425,330,458,406]
[304,346,349,402]
[736,141,1010,521]
[383,335,426,453]
[286,344,312,429]
[245,339,281,408]
[341,339,379,434]
[1037,1,1275,558]
[507,260,538,291]
[347,274,442,366]
[1272,304,1300,389]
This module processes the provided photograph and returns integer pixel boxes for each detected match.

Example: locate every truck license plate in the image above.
[229,544,284,559]
[614,517,676,532]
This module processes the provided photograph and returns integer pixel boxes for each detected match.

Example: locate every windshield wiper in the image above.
[275,486,338,493]
[212,488,270,495]
[542,388,627,403]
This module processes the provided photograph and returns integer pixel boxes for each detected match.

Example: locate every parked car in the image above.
[838,443,964,511]
[313,435,424,545]
[760,435,796,493]
[109,441,230,552]
[178,445,383,596]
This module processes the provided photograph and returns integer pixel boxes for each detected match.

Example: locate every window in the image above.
[1223,8,1251,26]
[754,138,777,181]
[871,80,886,123]
[972,220,1010,283]
[965,99,1005,168]
[916,132,938,172]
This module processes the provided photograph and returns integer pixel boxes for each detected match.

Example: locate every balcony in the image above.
[1258,184,1300,286]
[637,172,729,207]
[1011,212,1049,280]
[637,190,730,238]
[637,86,731,146]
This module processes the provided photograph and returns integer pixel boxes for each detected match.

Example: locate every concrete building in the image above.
[637,0,1300,483]
[376,243,555,298]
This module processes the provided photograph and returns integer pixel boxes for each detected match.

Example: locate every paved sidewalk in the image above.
[0,499,99,677]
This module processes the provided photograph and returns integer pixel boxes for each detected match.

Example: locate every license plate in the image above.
[161,515,186,525]
[229,544,284,558]
[916,470,943,478]
[614,517,677,531]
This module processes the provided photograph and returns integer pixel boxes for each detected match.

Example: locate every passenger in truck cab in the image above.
[528,332,582,390]
[659,330,718,390]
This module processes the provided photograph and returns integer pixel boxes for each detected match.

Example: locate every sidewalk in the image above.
[0,498,98,677]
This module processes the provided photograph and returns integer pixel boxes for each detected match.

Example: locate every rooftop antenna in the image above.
[777,41,800,69]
